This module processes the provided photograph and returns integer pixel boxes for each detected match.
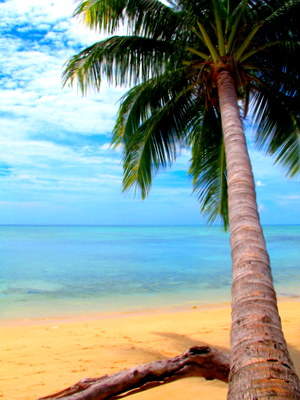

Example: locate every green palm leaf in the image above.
[189,108,228,228]
[251,86,300,177]
[63,36,180,91]
[74,0,181,40]
[113,70,196,197]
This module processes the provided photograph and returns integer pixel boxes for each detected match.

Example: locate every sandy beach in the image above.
[0,299,299,400]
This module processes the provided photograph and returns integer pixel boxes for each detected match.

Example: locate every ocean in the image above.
[0,225,299,319]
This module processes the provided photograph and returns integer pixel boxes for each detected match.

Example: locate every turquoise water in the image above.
[0,225,299,319]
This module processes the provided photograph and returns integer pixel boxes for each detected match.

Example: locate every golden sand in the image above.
[0,300,299,400]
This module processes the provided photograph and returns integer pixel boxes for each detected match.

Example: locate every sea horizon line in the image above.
[0,224,299,228]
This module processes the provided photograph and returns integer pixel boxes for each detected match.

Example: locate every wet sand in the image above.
[0,299,299,400]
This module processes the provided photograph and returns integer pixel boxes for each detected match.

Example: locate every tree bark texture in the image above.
[217,69,300,399]
[37,346,229,400]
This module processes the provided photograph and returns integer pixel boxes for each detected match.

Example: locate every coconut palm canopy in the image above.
[64,0,300,229]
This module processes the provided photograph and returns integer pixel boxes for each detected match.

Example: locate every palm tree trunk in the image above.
[217,69,300,399]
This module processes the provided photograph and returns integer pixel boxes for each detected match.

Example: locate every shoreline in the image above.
[0,295,298,327]
[0,300,231,327]
[0,298,299,400]
[1,282,299,323]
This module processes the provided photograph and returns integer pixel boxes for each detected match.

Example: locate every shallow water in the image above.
[0,225,299,318]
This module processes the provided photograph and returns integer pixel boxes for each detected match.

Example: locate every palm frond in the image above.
[226,0,248,53]
[251,84,300,177]
[112,71,196,197]
[257,40,300,85]
[264,0,299,21]
[63,35,179,92]
[113,68,190,144]
[189,108,228,229]
[243,36,300,176]
[212,0,226,56]
[248,1,300,46]
[74,0,182,40]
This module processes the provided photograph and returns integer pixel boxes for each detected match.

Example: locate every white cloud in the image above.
[0,139,121,172]
[277,195,300,201]
[0,0,128,205]
[0,0,125,139]
[100,143,113,151]
[256,180,265,187]
[0,200,46,207]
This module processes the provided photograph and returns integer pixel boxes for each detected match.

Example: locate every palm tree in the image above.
[64,0,300,398]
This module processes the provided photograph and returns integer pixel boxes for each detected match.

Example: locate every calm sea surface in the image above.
[0,225,299,319]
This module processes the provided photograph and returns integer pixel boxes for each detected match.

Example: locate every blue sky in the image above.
[0,0,299,226]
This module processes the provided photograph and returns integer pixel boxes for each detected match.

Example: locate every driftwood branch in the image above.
[38,346,229,400]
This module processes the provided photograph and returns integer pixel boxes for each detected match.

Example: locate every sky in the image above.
[0,0,299,226]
